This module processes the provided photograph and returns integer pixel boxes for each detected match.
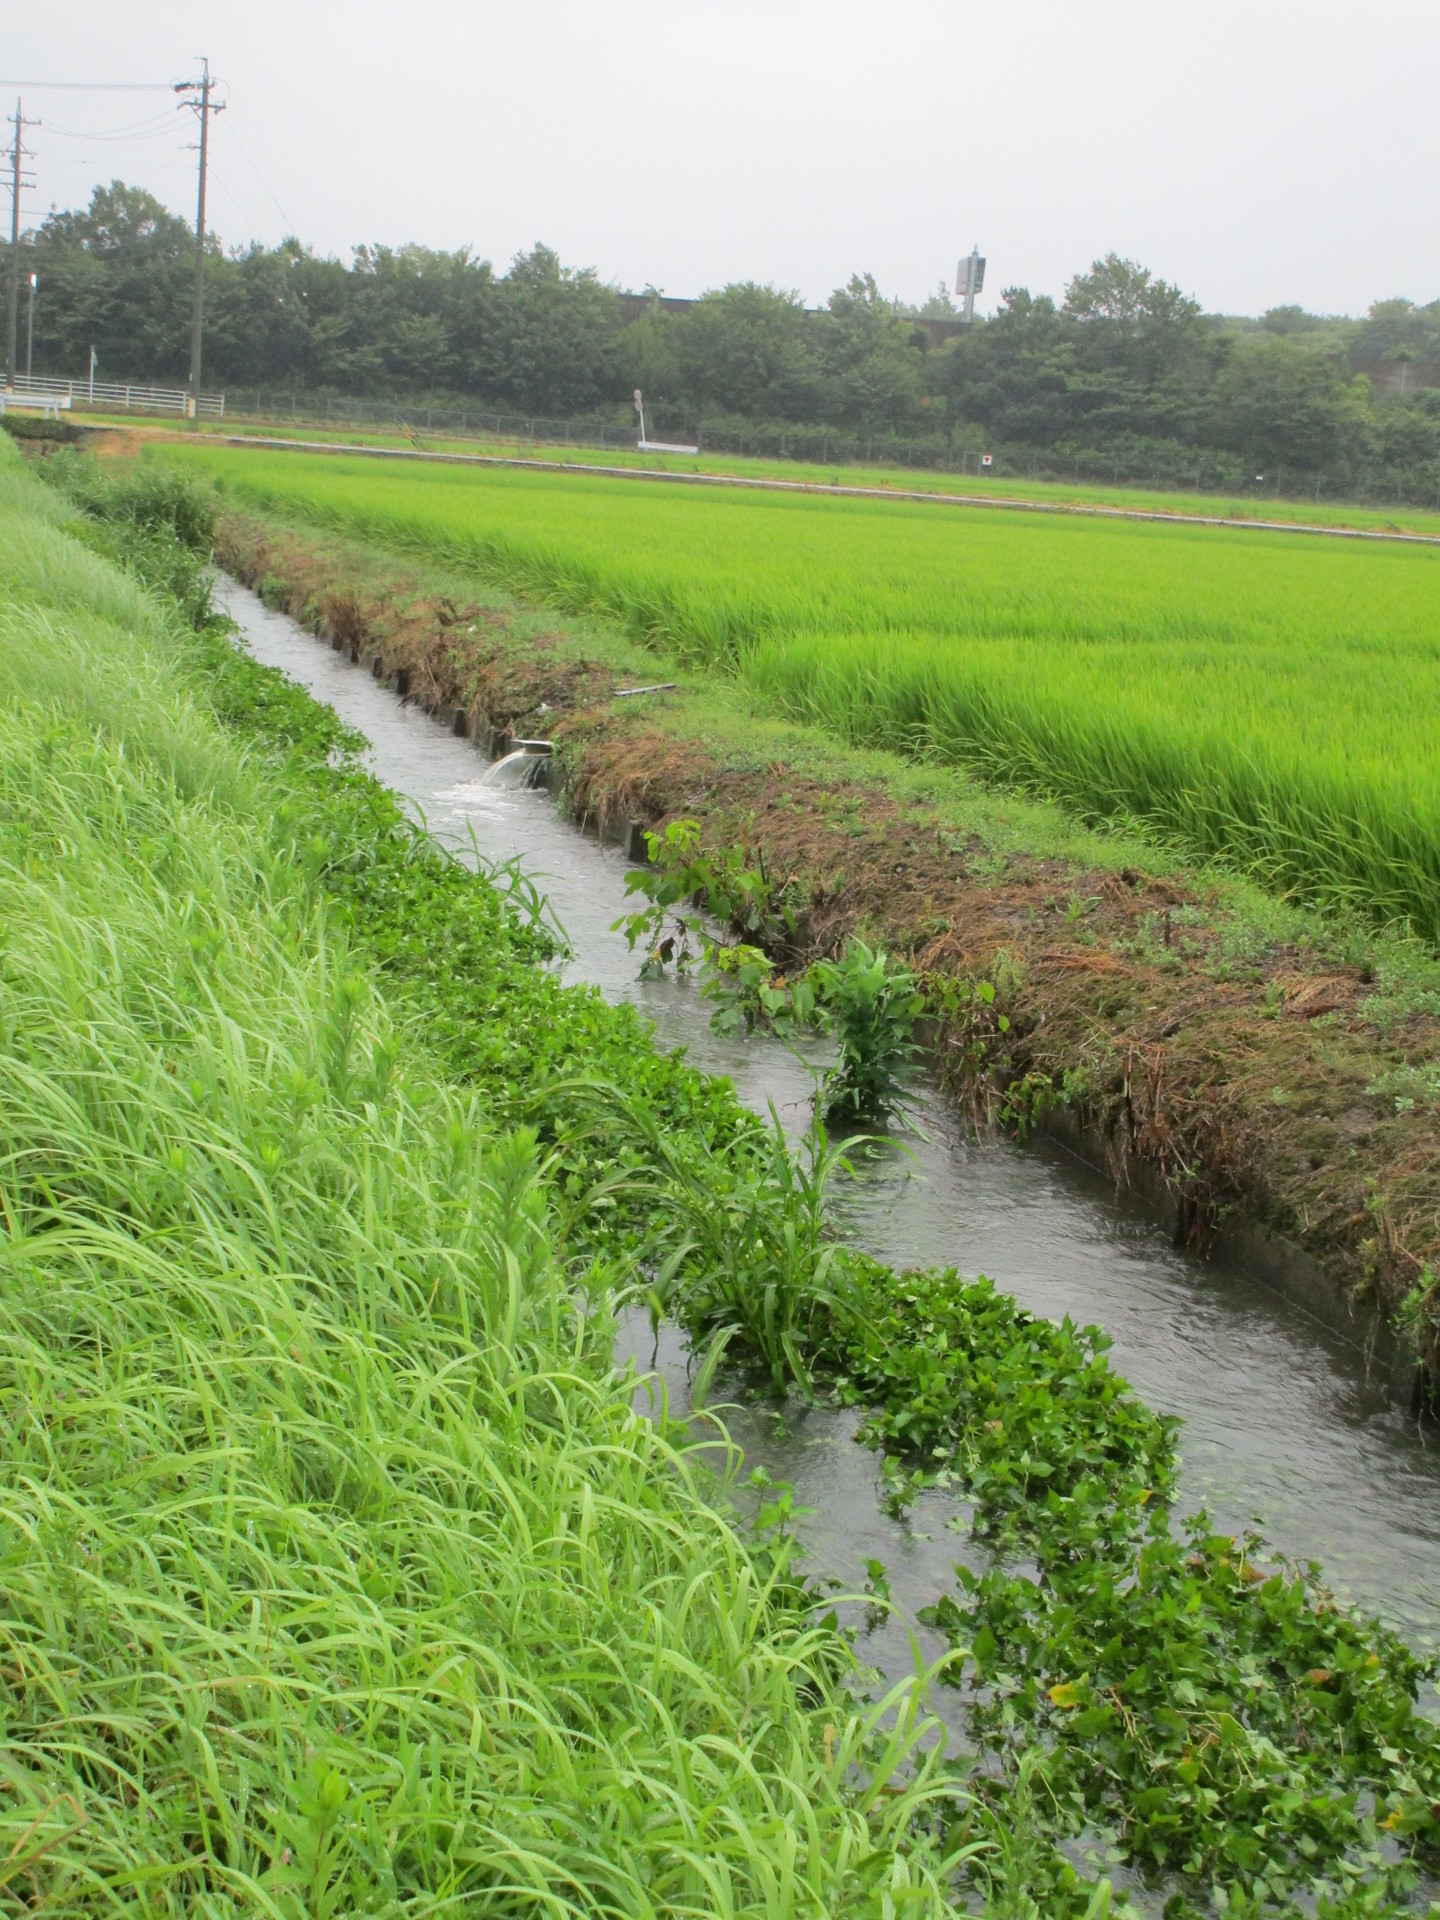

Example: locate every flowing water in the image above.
[223,579,1440,1690]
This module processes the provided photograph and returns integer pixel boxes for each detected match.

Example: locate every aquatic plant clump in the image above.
[160,441,1440,940]
[809,938,924,1122]
[615,820,922,1122]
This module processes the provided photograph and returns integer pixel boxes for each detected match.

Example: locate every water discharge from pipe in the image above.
[479,747,550,789]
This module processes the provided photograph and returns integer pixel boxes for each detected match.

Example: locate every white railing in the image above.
[0,391,69,417]
[7,372,226,419]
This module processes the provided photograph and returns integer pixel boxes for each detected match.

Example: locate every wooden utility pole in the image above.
[5,99,37,390]
[176,61,223,424]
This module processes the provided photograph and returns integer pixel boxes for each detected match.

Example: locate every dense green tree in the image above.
[1374,388,1440,485]
[1064,254,1199,330]
[918,282,959,320]
[5,183,1438,499]
[1204,334,1371,475]
[816,274,930,430]
[486,245,621,415]
[205,239,330,387]
[944,289,1074,445]
[639,282,822,422]
[1059,256,1213,444]
[1356,298,1440,367]
[1259,303,1332,338]
[26,182,198,383]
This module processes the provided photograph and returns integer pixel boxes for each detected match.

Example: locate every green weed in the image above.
[616,822,923,1122]
[616,814,798,973]
[0,433,975,1915]
[809,937,924,1123]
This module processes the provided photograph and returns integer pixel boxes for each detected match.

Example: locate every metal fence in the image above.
[7,373,226,419]
[33,373,1431,509]
[224,389,642,450]
[220,389,995,475]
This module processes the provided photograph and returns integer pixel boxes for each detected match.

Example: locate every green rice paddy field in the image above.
[164,442,1440,938]
[197,418,1440,537]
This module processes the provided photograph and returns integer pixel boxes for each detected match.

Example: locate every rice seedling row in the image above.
[160,442,1440,940]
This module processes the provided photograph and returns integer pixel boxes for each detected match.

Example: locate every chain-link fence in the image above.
[218,391,1440,506]
[21,373,1429,511]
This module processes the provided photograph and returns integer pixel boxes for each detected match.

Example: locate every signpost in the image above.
[956,246,986,324]
[632,387,699,456]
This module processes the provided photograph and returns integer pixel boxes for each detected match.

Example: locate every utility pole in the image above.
[5,98,37,390]
[176,60,223,424]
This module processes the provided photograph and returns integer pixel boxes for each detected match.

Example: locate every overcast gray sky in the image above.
[5,2,1437,319]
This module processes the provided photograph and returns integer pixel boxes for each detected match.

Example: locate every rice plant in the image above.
[162,441,1440,938]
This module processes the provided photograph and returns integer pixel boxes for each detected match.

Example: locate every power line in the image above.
[221,118,293,231]
[0,79,174,92]
[45,111,182,141]
[207,165,262,240]
[45,131,184,153]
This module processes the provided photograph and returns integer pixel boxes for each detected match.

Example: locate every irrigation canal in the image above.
[223,577,1440,1691]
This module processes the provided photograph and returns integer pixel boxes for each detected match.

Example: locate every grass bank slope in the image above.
[154,440,1440,940]
[0,444,963,1914]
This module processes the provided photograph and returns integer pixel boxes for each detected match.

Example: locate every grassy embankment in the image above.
[132,438,1440,1357]
[25,445,1440,1904]
[0,442,977,1914]
[15,436,1440,1915]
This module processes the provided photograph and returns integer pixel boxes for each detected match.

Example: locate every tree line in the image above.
[8,180,1440,500]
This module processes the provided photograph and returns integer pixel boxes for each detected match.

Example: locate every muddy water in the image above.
[223,580,1440,1671]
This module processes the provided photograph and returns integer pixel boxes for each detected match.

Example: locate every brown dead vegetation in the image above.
[217,514,616,741]
[214,508,1440,1378]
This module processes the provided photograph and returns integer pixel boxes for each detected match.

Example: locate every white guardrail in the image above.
[6,373,226,419]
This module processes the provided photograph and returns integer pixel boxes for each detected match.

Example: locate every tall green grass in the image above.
[0,445,970,1913]
[163,443,1440,937]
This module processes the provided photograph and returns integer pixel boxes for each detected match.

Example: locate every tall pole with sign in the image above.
[956,246,986,324]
